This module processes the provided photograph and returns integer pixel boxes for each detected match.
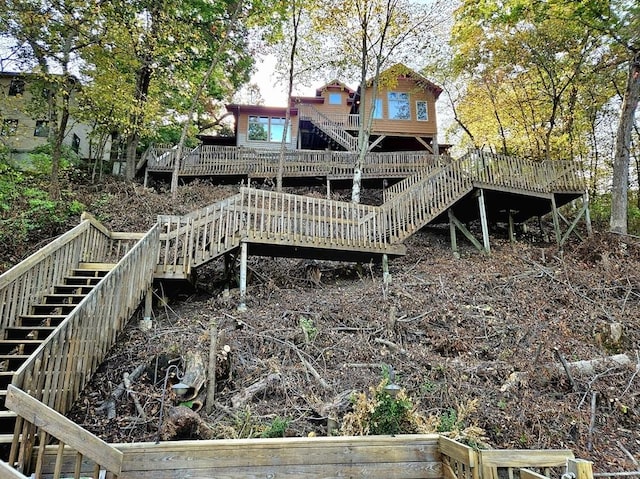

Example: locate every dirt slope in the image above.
[7,179,640,470]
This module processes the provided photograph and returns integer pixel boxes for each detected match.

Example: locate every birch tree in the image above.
[314,0,446,203]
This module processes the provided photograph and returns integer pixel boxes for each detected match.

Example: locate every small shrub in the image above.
[260,417,290,438]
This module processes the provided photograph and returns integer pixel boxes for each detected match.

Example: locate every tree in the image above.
[313,0,446,203]
[0,0,103,198]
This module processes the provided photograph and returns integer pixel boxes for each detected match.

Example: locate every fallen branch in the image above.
[124,372,146,420]
[231,372,281,409]
[96,364,146,419]
[374,337,407,355]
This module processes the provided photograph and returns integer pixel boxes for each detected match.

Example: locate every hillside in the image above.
[4,179,640,471]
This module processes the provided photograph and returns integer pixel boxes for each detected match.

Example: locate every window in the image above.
[1,119,18,136]
[8,79,25,96]
[388,92,410,120]
[328,92,342,105]
[72,133,81,153]
[416,101,428,121]
[248,116,269,141]
[248,116,290,143]
[373,98,383,119]
[34,120,50,137]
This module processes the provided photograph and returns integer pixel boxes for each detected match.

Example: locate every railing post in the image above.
[238,240,248,312]
[477,189,491,253]
[566,459,594,479]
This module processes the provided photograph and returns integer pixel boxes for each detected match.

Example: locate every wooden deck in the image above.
[0,148,591,477]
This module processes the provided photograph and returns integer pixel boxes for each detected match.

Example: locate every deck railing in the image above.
[9,223,159,473]
[146,144,442,180]
[0,214,139,333]
[298,104,359,151]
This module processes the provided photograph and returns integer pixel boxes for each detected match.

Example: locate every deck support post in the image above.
[238,241,248,312]
[326,178,331,200]
[382,254,391,284]
[139,287,153,331]
[584,192,592,236]
[478,189,491,253]
[448,209,459,258]
[508,210,515,243]
[551,194,562,246]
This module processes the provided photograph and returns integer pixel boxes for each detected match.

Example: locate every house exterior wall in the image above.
[361,77,438,137]
[313,87,351,117]
[236,111,298,150]
[0,74,111,161]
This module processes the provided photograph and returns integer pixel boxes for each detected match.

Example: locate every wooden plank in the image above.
[479,449,574,467]
[439,436,476,467]
[6,386,123,475]
[521,468,551,479]
[0,459,28,478]
[118,437,440,470]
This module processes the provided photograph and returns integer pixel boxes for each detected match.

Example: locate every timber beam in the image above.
[550,193,592,247]
[448,209,488,255]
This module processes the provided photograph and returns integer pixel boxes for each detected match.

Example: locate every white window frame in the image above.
[248,116,290,143]
[416,101,428,121]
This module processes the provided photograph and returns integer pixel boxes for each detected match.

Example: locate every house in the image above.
[0,71,111,163]
[222,64,442,154]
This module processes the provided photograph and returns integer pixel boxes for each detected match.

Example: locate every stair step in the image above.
[53,284,94,295]
[0,411,17,437]
[30,303,76,315]
[78,262,117,271]
[17,315,66,327]
[63,276,102,286]
[0,433,16,444]
[41,294,86,305]
[0,340,42,356]
[3,327,56,341]
[0,356,30,372]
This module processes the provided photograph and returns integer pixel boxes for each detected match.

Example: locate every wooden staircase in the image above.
[0,263,114,445]
[298,104,359,151]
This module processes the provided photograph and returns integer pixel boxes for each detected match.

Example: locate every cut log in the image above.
[500,353,633,393]
[182,350,206,401]
[162,406,214,441]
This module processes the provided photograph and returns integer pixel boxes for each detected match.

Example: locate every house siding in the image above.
[362,77,438,137]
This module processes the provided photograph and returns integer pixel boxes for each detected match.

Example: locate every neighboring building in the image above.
[222,64,442,154]
[0,71,111,162]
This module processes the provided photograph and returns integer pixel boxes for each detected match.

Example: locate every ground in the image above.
[6,178,640,472]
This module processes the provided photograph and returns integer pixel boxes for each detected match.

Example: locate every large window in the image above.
[248,116,290,143]
[34,120,50,137]
[416,101,428,121]
[328,92,342,105]
[388,92,410,120]
[1,119,18,136]
[8,79,24,96]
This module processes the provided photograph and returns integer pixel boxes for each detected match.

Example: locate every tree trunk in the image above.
[125,62,153,180]
[610,53,640,234]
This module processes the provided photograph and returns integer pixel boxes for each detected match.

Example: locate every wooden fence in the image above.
[15,430,593,479]
[8,223,159,475]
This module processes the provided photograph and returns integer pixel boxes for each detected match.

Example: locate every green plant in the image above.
[437,408,458,432]
[260,417,290,438]
[299,316,317,343]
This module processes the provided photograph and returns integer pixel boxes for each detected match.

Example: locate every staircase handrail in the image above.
[0,215,132,333]
[6,385,123,477]
[11,224,159,411]
[379,156,475,242]
[298,104,359,151]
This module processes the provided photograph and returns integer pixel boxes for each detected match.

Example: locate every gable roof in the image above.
[373,63,443,99]
[315,80,356,97]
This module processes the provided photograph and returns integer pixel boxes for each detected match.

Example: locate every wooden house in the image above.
[223,64,442,154]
